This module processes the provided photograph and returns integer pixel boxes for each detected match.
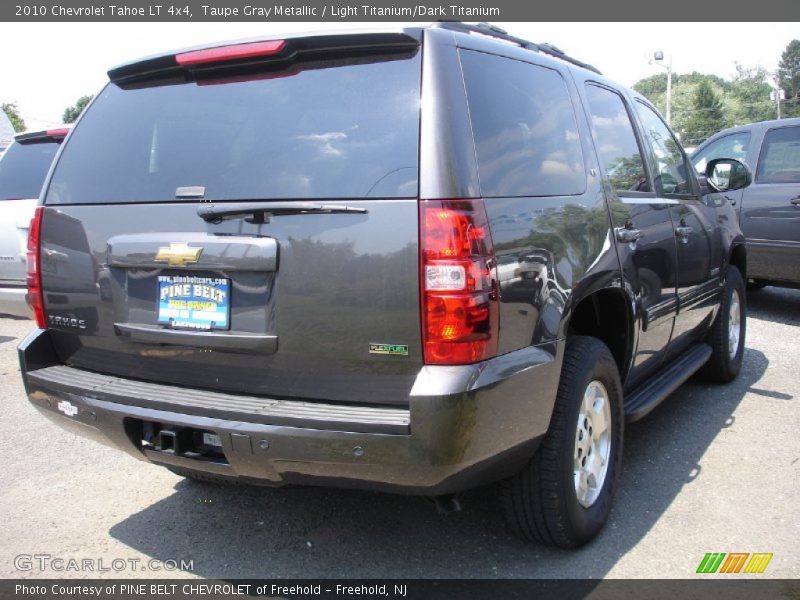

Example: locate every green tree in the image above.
[633,73,669,99]
[677,71,728,90]
[633,72,729,144]
[777,39,800,117]
[1,102,26,132]
[682,80,724,146]
[728,65,774,124]
[62,95,93,124]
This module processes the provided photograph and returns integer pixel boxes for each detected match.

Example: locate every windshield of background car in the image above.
[45,52,421,205]
[692,131,751,174]
[0,141,60,200]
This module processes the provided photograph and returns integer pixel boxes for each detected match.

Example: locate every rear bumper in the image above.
[0,286,31,319]
[19,328,561,495]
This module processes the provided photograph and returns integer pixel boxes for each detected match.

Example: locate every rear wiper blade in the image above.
[197,202,367,224]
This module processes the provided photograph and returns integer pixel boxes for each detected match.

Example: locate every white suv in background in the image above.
[0,127,69,317]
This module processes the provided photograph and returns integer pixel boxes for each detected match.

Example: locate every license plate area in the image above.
[157,275,230,331]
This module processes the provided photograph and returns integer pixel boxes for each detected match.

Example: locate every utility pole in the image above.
[652,51,673,125]
[771,73,785,120]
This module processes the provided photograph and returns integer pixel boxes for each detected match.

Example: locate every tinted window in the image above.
[756,126,800,183]
[634,101,694,195]
[460,50,585,197]
[46,54,421,205]
[0,141,60,200]
[692,131,751,174]
[584,85,650,194]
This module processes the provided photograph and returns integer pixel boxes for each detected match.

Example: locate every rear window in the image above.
[0,141,60,200]
[460,50,585,198]
[46,53,421,205]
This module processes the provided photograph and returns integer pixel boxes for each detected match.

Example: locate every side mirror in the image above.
[705,158,751,192]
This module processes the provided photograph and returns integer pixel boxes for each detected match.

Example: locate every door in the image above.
[741,124,800,283]
[633,100,720,347]
[580,82,678,388]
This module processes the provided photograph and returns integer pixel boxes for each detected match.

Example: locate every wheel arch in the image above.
[729,241,747,281]
[562,286,635,383]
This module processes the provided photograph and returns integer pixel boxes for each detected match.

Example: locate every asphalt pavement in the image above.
[0,287,798,579]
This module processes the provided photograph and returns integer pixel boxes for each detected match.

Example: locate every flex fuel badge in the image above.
[369,343,409,356]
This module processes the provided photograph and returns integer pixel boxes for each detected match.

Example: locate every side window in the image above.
[692,132,751,175]
[584,84,650,194]
[634,101,695,196]
[756,126,800,184]
[460,50,585,197]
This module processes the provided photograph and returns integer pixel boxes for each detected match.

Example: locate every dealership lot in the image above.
[0,287,798,579]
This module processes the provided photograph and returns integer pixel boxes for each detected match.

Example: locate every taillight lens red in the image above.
[176,40,286,66]
[420,199,499,365]
[26,207,46,328]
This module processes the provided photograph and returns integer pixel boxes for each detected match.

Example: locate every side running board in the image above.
[624,344,712,422]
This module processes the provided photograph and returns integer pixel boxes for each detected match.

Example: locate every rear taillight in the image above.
[26,207,46,328]
[420,199,499,365]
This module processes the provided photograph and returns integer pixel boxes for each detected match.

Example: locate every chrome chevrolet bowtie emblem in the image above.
[154,243,203,267]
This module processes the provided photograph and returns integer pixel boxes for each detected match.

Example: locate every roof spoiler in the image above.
[107,32,421,84]
[15,127,71,144]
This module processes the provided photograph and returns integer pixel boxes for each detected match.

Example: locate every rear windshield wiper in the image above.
[197,201,368,224]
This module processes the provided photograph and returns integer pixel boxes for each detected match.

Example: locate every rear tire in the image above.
[703,267,746,383]
[501,336,624,548]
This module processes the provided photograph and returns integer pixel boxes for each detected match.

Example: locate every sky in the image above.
[1,21,797,131]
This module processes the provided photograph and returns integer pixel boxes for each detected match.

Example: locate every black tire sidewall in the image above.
[720,268,746,378]
[558,339,624,544]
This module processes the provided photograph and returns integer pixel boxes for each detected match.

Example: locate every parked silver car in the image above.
[0,127,69,316]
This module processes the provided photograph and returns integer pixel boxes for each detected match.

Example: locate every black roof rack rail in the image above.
[434,22,602,75]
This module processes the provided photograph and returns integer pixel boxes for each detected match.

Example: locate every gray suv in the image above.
[18,23,749,548]
[692,118,800,290]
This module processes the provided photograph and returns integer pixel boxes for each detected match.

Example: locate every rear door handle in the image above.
[615,227,644,244]
[790,197,800,206]
[675,226,694,238]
